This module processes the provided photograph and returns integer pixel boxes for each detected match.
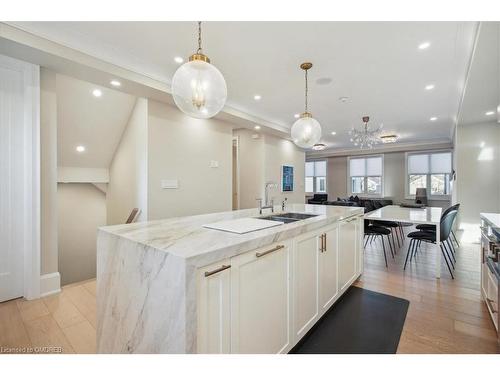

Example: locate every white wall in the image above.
[106,98,148,224]
[147,100,233,219]
[58,183,106,285]
[234,129,306,209]
[456,121,500,241]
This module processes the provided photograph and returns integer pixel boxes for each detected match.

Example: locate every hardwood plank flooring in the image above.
[355,231,499,354]
[0,231,498,354]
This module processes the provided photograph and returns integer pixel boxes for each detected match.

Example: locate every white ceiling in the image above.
[57,74,136,168]
[15,21,479,151]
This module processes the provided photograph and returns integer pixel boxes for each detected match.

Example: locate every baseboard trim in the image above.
[40,272,61,297]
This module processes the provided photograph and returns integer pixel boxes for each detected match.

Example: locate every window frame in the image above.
[405,150,453,201]
[305,160,327,194]
[347,154,384,197]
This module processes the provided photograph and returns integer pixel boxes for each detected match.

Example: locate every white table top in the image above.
[364,205,442,225]
[481,213,500,229]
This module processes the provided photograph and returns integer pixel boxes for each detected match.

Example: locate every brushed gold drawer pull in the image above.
[256,245,285,258]
[204,264,231,277]
[319,234,324,252]
[324,233,327,252]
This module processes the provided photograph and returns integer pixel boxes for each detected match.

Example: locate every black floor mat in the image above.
[290,286,409,354]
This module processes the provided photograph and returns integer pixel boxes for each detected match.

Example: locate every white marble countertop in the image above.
[364,205,442,225]
[99,204,364,267]
[481,213,500,229]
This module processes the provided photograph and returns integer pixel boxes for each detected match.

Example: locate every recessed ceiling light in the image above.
[110,80,121,87]
[339,97,349,103]
[254,125,261,130]
[418,42,431,50]
[254,95,262,101]
[312,143,326,151]
[486,111,495,116]
[92,89,102,97]
[174,56,184,64]
[425,84,435,90]
[294,113,300,119]
[430,117,437,121]
[76,145,86,153]
[331,131,337,135]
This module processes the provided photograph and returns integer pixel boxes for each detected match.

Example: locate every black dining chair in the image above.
[414,204,460,259]
[364,221,394,268]
[404,209,458,278]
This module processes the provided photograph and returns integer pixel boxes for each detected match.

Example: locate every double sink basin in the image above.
[258,212,319,224]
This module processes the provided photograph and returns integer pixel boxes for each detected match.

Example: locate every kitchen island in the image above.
[96,204,364,353]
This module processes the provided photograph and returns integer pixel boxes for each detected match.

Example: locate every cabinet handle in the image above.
[324,233,327,252]
[256,244,285,258]
[204,264,231,277]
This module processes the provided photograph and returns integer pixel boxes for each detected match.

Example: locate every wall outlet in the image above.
[161,179,178,189]
[209,160,219,168]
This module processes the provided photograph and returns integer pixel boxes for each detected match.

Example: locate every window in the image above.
[406,151,452,198]
[305,160,327,193]
[348,156,383,196]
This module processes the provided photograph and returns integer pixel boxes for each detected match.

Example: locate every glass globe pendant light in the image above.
[291,62,322,148]
[171,21,227,119]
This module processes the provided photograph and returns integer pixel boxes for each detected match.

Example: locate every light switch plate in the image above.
[161,179,178,189]
[209,160,219,168]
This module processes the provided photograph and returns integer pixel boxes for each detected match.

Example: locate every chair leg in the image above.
[387,234,394,259]
[440,244,454,279]
[380,235,388,268]
[451,230,460,247]
[443,240,455,269]
[390,231,397,255]
[447,238,456,260]
[404,239,413,270]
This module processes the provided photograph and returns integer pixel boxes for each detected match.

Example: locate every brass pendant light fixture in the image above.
[291,62,322,148]
[171,21,227,119]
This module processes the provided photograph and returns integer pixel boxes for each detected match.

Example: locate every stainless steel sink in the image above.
[259,212,318,224]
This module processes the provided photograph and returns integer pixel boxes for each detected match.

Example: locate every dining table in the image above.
[364,204,443,278]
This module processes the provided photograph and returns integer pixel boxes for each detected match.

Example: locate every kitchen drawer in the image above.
[486,268,498,331]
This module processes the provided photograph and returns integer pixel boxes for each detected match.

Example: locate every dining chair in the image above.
[404,210,458,278]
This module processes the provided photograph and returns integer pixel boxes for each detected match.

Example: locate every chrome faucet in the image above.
[264,182,277,207]
[256,198,274,215]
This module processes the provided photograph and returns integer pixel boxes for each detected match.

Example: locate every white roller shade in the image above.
[305,162,314,177]
[350,158,366,176]
[314,160,327,176]
[408,154,429,174]
[366,157,382,176]
[430,152,451,174]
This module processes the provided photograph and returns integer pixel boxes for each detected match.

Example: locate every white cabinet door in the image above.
[319,225,339,313]
[197,261,231,353]
[230,242,291,354]
[292,233,320,340]
[356,217,364,275]
[338,217,358,292]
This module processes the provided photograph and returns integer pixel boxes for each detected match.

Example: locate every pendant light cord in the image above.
[304,69,308,113]
[197,21,203,54]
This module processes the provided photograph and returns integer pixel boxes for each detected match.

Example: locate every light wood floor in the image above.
[1,233,498,354]
[0,279,96,354]
[355,232,499,354]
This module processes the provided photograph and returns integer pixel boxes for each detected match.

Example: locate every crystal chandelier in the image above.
[291,62,322,148]
[171,21,227,119]
[349,116,383,149]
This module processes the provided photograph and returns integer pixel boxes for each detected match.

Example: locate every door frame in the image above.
[232,136,240,210]
[0,54,41,300]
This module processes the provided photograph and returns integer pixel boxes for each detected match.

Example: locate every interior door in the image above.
[230,242,291,353]
[319,226,339,312]
[293,233,320,340]
[0,54,39,302]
